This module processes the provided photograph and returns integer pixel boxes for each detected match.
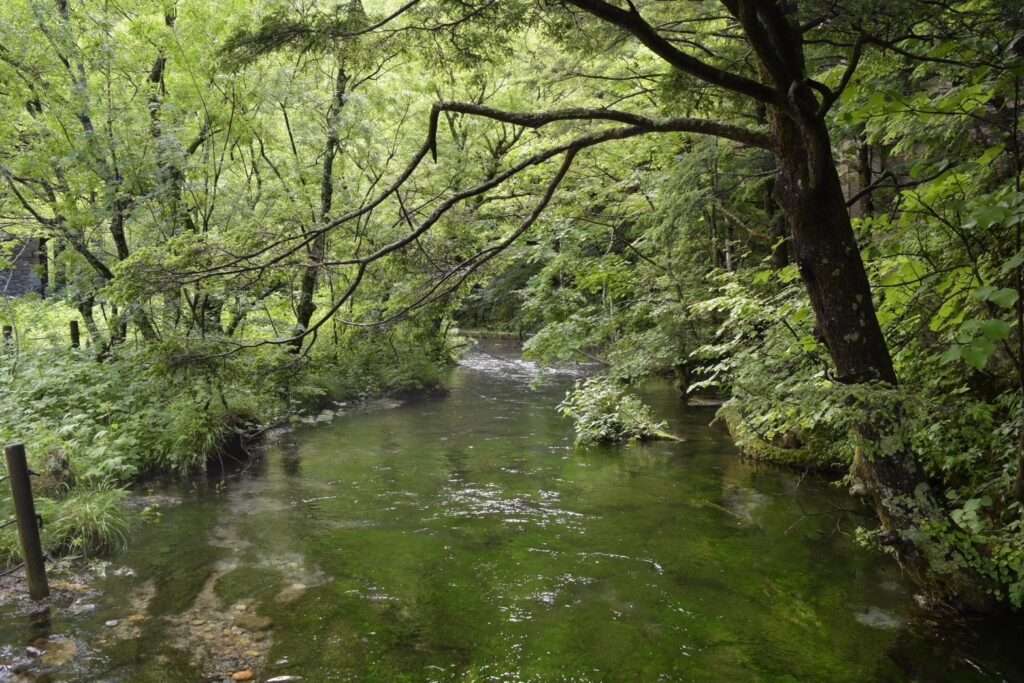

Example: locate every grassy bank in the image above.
[1,299,450,566]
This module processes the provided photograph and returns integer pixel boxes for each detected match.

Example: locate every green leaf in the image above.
[979,319,1011,341]
[961,338,995,370]
[970,205,1009,229]
[940,344,962,364]
[976,144,1005,166]
[1000,250,1024,276]
[988,288,1019,309]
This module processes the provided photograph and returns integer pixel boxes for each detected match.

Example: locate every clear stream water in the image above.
[2,341,1023,682]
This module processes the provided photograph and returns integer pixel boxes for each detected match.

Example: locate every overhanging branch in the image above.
[563,0,777,104]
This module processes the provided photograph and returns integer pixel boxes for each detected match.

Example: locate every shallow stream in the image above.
[2,341,1022,682]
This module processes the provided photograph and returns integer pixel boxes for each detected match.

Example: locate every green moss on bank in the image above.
[717,403,842,471]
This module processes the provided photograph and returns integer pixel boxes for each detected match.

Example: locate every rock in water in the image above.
[40,638,79,667]
[854,606,902,630]
[233,613,273,632]
[275,583,307,605]
[231,670,255,681]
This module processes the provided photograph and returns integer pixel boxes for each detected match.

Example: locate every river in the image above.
[1,340,1021,682]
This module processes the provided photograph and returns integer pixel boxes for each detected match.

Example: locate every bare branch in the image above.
[563,0,776,104]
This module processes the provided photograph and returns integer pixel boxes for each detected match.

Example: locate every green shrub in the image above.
[558,376,667,445]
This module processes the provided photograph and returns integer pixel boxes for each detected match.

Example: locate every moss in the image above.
[214,566,283,605]
[718,403,839,470]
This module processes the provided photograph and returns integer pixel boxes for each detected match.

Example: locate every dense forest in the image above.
[2,0,1024,648]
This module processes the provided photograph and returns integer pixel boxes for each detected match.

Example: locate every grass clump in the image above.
[38,488,131,557]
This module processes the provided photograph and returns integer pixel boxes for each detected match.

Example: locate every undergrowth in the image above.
[1,300,450,566]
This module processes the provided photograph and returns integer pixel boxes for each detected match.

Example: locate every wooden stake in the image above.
[4,444,49,600]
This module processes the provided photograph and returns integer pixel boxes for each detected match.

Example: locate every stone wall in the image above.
[0,235,43,297]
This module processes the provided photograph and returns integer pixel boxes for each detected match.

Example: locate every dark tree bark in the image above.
[768,106,896,384]
[766,178,789,269]
[52,239,66,291]
[76,295,102,348]
[36,237,48,298]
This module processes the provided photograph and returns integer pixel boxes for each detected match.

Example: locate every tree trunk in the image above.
[76,295,103,348]
[770,103,989,606]
[767,185,789,269]
[293,64,348,351]
[773,134,895,383]
[856,138,875,217]
[52,239,66,291]
[36,238,49,298]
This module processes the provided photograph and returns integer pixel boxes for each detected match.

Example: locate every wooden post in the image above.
[70,320,80,349]
[4,444,49,600]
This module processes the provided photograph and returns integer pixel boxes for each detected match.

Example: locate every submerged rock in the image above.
[38,638,78,667]
[275,583,307,605]
[68,600,97,615]
[165,558,274,678]
[233,613,273,632]
[855,606,903,630]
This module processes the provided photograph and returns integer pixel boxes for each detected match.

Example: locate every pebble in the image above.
[231,670,255,681]
[105,619,119,627]
[70,600,98,615]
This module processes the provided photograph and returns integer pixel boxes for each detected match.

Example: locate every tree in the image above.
[250,0,1012,602]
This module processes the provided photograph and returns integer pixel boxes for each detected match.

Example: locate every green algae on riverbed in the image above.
[2,342,1023,682]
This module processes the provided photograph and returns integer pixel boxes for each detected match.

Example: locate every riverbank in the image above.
[1,299,451,571]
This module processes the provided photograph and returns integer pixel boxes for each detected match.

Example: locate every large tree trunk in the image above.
[770,103,989,607]
[772,119,895,384]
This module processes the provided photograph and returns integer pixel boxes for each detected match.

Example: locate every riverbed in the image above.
[1,340,1021,681]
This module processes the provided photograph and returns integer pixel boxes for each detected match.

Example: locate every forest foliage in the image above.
[0,0,1022,609]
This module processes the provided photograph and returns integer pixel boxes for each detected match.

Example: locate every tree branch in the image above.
[433,101,774,150]
[563,0,777,104]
